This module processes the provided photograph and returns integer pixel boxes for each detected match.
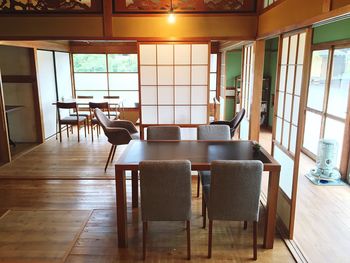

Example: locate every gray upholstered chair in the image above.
[94,108,139,172]
[197,125,231,197]
[140,160,192,260]
[147,126,181,140]
[203,160,263,260]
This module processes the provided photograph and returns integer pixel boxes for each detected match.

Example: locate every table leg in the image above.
[264,170,280,249]
[132,170,138,208]
[116,166,128,248]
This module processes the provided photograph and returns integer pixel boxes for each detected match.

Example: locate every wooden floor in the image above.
[259,130,350,263]
[0,133,295,262]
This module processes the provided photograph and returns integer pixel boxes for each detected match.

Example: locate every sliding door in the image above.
[272,29,310,237]
[240,44,254,139]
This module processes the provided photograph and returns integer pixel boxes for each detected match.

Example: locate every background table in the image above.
[115,140,280,249]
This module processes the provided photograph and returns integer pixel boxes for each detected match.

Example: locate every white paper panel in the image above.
[175,86,190,105]
[191,106,207,124]
[157,44,174,65]
[180,127,197,140]
[192,66,208,85]
[140,66,157,85]
[281,37,289,64]
[297,33,306,64]
[274,145,294,198]
[284,94,292,122]
[279,66,286,92]
[294,65,303,96]
[210,73,217,91]
[289,35,298,65]
[158,66,173,85]
[290,125,298,154]
[174,66,191,85]
[142,106,157,124]
[158,106,174,124]
[158,86,174,105]
[276,117,282,143]
[277,91,284,118]
[174,44,191,64]
[240,118,249,140]
[74,73,108,91]
[140,44,156,65]
[292,96,300,125]
[175,106,191,123]
[286,65,295,94]
[210,54,217,72]
[191,86,207,105]
[192,44,208,64]
[282,121,290,148]
[141,85,158,105]
[54,52,72,100]
[109,73,138,91]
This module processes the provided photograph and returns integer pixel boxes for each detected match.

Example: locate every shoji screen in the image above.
[240,44,254,139]
[139,43,209,126]
[273,30,309,237]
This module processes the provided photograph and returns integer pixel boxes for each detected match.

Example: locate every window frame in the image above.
[71,53,139,106]
[302,43,350,176]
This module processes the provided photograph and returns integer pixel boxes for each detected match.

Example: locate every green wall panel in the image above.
[313,18,350,44]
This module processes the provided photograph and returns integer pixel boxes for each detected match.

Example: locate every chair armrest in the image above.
[108,120,138,134]
[210,121,233,128]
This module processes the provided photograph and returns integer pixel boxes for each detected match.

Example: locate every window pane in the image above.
[210,54,217,72]
[210,73,216,91]
[74,73,108,91]
[109,73,138,91]
[108,54,137,73]
[73,54,106,72]
[327,48,350,119]
[111,91,138,107]
[324,117,345,168]
[307,50,329,111]
[303,110,322,154]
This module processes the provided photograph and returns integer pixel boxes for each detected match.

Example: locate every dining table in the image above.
[115,140,281,249]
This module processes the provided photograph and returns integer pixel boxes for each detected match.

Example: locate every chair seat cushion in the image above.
[60,116,86,124]
[199,171,211,186]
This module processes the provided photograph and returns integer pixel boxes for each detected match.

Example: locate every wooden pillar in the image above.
[0,70,11,164]
[103,0,113,38]
[249,40,265,141]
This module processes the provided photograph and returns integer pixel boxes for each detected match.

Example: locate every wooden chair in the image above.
[94,108,139,171]
[203,160,263,260]
[140,160,192,260]
[88,102,110,142]
[196,125,231,198]
[146,126,181,140]
[103,95,121,119]
[56,102,87,142]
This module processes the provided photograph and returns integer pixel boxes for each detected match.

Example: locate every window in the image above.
[72,54,138,107]
[263,0,278,8]
[303,47,350,168]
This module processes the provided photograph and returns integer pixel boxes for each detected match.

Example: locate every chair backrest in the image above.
[77,95,93,99]
[147,126,181,140]
[231,108,246,130]
[140,160,192,221]
[94,108,112,130]
[89,102,110,118]
[56,102,77,110]
[197,125,231,140]
[208,160,263,222]
[103,95,120,99]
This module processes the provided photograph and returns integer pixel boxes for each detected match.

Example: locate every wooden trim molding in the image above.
[0,71,11,164]
[0,41,69,52]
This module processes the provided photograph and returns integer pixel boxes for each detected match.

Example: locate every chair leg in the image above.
[104,145,115,172]
[244,221,248,230]
[202,194,206,229]
[143,221,147,261]
[84,122,87,138]
[208,220,213,258]
[253,221,257,260]
[110,145,117,163]
[197,173,200,197]
[66,125,69,138]
[187,220,191,260]
[77,123,80,142]
[91,123,94,142]
[59,124,62,142]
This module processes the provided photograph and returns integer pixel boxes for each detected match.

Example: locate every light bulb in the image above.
[168,12,175,24]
